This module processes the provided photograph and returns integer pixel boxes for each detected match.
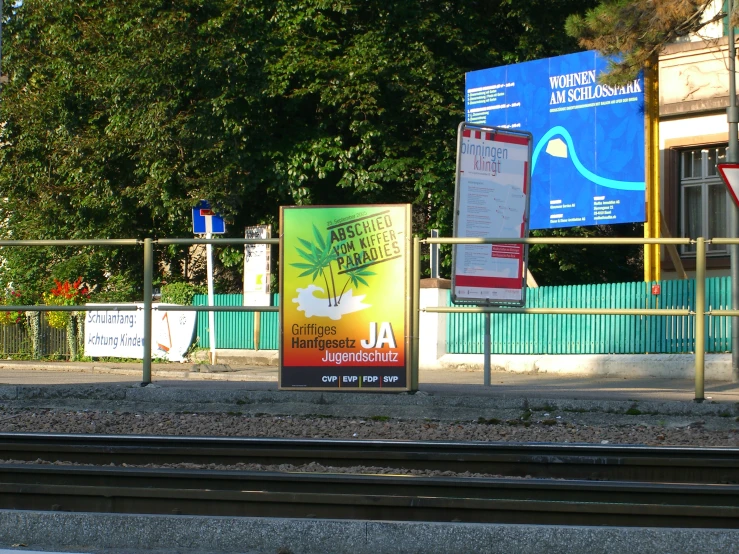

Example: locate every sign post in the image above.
[192,201,226,364]
[279,205,411,391]
[452,122,533,384]
[719,162,739,381]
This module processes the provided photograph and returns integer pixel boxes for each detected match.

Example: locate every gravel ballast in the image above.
[0,408,738,447]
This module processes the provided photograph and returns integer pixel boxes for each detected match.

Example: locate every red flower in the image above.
[48,277,91,302]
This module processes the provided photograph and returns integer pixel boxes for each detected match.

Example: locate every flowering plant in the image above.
[0,290,24,326]
[43,277,90,329]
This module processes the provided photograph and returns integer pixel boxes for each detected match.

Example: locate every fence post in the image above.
[142,238,153,385]
[484,312,491,386]
[412,236,420,391]
[694,237,706,402]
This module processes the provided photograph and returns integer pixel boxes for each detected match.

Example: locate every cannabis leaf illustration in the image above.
[291,222,375,308]
[291,224,338,306]
[337,266,376,305]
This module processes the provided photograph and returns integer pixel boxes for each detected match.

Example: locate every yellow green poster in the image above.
[279,205,411,390]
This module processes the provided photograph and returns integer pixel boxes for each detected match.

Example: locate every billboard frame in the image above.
[464,51,646,231]
[278,204,412,392]
[451,121,533,307]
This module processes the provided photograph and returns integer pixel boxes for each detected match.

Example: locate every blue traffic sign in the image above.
[192,200,226,234]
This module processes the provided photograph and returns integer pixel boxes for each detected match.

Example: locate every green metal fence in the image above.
[7,279,725,357]
[187,277,731,355]
[446,277,731,354]
[192,294,279,350]
[0,234,730,399]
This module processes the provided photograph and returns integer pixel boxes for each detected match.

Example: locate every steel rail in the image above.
[423,237,691,245]
[0,433,737,484]
[0,465,737,527]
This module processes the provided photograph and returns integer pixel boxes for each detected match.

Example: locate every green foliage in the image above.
[529,223,643,286]
[161,282,207,305]
[89,274,140,303]
[0,290,24,326]
[0,0,606,290]
[565,0,719,85]
[219,247,244,269]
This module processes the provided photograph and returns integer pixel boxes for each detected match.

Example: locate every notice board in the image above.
[279,205,411,390]
[452,123,532,306]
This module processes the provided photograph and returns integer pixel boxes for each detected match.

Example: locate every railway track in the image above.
[0,432,737,483]
[0,433,738,527]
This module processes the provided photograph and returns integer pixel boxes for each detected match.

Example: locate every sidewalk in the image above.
[0,358,737,404]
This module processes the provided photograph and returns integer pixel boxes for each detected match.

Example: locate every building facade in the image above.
[660,4,734,278]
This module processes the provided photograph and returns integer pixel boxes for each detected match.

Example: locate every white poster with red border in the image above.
[452,123,532,306]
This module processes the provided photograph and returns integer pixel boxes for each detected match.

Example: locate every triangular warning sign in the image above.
[718,163,739,208]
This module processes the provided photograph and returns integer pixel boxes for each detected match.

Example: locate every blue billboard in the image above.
[465,51,645,230]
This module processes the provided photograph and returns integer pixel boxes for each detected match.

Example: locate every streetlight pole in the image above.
[728,0,739,382]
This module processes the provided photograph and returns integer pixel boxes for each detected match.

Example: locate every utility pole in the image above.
[729,0,739,382]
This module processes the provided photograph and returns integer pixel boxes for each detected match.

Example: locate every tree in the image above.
[0,0,600,297]
[546,0,734,285]
[564,0,724,85]
[529,223,643,286]
[0,0,275,298]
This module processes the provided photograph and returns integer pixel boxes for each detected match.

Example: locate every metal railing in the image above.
[413,235,720,402]
[0,237,279,384]
[0,234,730,401]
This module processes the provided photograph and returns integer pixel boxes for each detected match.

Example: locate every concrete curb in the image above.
[1,511,737,554]
[436,353,731,379]
[0,351,726,378]
[199,351,733,378]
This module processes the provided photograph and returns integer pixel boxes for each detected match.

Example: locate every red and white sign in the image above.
[718,163,739,208]
[452,123,532,306]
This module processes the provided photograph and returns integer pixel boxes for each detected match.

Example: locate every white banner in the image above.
[84,303,197,362]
